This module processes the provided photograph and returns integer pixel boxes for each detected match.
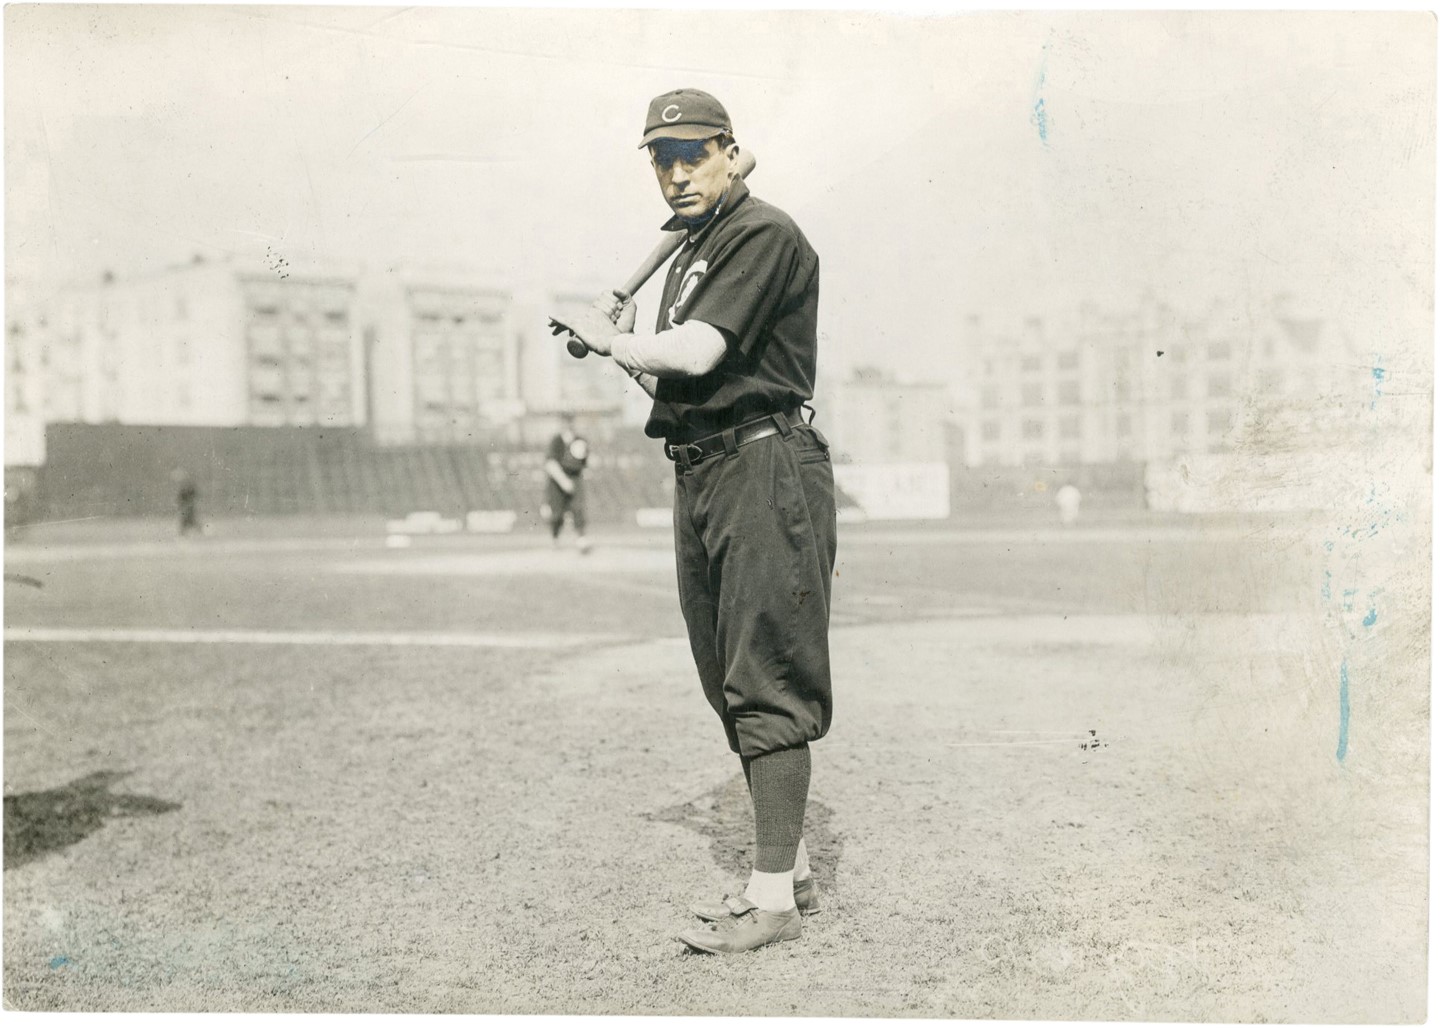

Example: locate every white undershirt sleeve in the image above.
[610,321,729,379]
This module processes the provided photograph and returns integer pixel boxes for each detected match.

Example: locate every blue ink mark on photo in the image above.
[1033,97,1049,143]
[1337,662,1351,763]
[1371,361,1386,409]
[49,956,71,970]
[1363,607,1378,627]
[1321,569,1331,601]
[1032,43,1051,146]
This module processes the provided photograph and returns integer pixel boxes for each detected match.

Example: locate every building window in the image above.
[1058,380,1080,405]
[1059,449,1081,464]
[1057,350,1079,370]
[1171,375,1189,400]
[980,385,999,410]
[1021,355,1043,374]
[1171,410,1190,435]
[981,420,1000,442]
[1207,374,1232,398]
[1021,383,1044,407]
[1058,414,1081,438]
[1022,419,1045,440]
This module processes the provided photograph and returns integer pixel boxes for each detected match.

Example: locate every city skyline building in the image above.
[5,259,637,455]
[955,292,1354,470]
[7,260,1359,485]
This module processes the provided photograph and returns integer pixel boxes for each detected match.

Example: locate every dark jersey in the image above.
[644,179,820,441]
[547,432,589,476]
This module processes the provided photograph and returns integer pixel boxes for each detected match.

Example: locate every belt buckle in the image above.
[667,442,703,465]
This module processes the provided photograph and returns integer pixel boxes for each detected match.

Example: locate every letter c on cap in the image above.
[662,104,682,123]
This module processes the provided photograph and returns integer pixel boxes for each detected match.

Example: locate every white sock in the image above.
[745,868,796,912]
[792,838,812,882]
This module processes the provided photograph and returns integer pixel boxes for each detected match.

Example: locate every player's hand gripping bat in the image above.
[558,149,757,358]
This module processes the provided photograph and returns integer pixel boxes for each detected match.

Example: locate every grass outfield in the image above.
[3,514,1428,1018]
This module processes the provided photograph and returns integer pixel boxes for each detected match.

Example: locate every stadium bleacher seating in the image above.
[37,423,676,525]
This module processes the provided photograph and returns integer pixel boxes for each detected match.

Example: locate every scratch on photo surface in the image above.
[7,703,58,740]
[347,82,429,159]
[7,515,109,533]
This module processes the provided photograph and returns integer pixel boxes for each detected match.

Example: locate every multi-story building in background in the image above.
[11,258,365,430]
[956,293,1353,469]
[8,259,637,449]
[240,272,362,429]
[9,265,1357,515]
[361,272,521,444]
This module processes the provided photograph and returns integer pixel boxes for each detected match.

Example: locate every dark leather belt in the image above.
[665,409,807,466]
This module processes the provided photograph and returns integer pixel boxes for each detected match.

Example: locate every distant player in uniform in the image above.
[1056,483,1082,526]
[172,467,200,537]
[543,412,591,553]
[549,88,836,954]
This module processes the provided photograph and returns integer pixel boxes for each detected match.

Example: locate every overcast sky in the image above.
[5,6,1434,381]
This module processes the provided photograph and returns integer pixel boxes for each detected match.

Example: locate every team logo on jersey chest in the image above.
[665,258,708,328]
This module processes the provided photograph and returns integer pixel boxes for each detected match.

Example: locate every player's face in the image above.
[649,136,737,223]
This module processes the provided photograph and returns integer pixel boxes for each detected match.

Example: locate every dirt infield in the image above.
[3,516,1428,1018]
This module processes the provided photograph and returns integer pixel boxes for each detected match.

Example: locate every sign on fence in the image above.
[833,463,950,520]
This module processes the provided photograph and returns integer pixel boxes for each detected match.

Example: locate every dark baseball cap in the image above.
[638,88,732,149]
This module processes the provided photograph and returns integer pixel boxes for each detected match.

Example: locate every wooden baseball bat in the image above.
[568,149,757,358]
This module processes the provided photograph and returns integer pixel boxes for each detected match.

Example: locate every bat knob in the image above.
[566,336,588,359]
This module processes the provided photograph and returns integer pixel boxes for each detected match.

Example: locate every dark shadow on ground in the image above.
[4,771,181,869]
[649,772,842,883]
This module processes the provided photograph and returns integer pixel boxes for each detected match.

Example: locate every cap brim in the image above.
[637,124,725,148]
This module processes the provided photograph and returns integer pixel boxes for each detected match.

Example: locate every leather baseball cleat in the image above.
[678,895,802,954]
[690,877,822,922]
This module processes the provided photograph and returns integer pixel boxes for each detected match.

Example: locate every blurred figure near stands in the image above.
[543,412,591,553]
[1056,483,1082,527]
[172,467,201,537]
[4,482,24,541]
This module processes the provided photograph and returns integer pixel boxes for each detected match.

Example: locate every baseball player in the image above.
[542,411,591,553]
[549,88,836,954]
[172,467,200,537]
